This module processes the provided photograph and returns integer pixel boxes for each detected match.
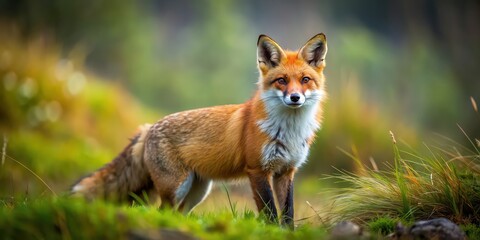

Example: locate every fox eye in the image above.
[276,78,287,85]
[301,77,311,84]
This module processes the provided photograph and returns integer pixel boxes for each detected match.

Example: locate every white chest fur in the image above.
[258,90,323,172]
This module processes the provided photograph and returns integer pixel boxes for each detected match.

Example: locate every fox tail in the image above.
[70,124,154,202]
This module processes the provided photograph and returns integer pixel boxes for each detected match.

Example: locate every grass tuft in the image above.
[327,131,480,225]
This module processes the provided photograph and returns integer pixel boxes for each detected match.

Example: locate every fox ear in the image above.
[299,33,328,68]
[257,35,286,71]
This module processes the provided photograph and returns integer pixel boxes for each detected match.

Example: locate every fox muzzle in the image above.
[283,92,305,108]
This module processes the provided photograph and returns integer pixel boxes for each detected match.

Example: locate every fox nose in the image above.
[290,93,301,103]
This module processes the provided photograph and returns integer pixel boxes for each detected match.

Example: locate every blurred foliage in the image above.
[0,28,157,196]
[0,0,479,199]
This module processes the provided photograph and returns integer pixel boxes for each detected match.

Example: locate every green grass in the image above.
[462,223,480,240]
[327,129,480,226]
[2,196,477,239]
[367,216,403,235]
[0,197,327,240]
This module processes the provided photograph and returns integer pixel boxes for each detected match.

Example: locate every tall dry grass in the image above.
[327,98,480,224]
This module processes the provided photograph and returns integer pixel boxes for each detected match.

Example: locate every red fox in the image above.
[71,33,328,227]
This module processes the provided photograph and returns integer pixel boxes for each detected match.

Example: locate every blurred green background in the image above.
[0,0,479,201]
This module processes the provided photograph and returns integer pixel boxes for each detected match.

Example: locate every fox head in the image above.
[257,34,327,109]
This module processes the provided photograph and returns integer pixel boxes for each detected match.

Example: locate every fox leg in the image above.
[273,167,296,228]
[151,170,191,209]
[178,173,213,214]
[247,167,278,223]
[144,149,190,208]
[174,172,195,205]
